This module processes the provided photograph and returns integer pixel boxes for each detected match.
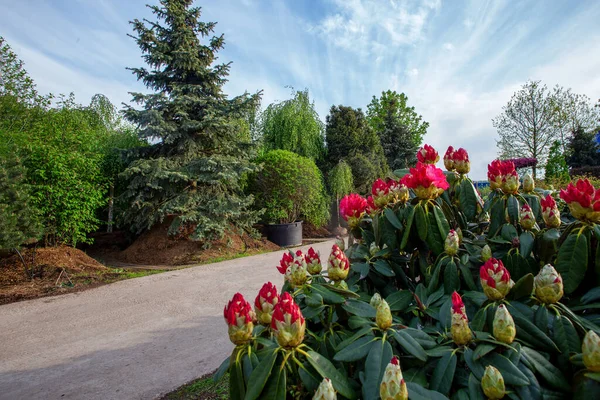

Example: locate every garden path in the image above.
[0,239,339,400]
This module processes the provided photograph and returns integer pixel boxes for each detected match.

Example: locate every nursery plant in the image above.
[218,144,600,399]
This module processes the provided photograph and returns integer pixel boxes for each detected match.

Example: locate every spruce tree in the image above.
[121,0,261,240]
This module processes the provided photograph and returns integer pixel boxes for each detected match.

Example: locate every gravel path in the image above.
[0,240,338,400]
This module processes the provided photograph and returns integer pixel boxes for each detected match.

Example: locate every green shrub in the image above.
[220,145,600,400]
[248,150,329,227]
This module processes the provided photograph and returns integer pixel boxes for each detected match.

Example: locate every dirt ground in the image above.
[0,246,111,304]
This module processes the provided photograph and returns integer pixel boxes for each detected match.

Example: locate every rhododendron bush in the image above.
[218,145,600,399]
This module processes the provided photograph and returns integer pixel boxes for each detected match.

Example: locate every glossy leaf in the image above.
[555,232,588,294]
[342,299,377,318]
[394,329,427,361]
[430,351,457,394]
[306,350,357,399]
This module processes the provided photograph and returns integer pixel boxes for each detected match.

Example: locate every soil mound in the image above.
[0,246,108,304]
[303,223,335,239]
[118,221,280,266]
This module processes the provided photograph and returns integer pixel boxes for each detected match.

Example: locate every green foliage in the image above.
[545,140,570,181]
[223,145,600,399]
[120,0,261,241]
[325,105,387,193]
[248,150,329,227]
[259,88,325,163]
[328,160,354,200]
[0,36,43,105]
[567,126,600,168]
[367,90,427,169]
[0,148,41,250]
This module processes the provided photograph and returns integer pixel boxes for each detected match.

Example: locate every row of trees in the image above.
[494,80,600,179]
[1,36,142,250]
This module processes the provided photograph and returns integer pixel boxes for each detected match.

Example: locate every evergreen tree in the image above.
[120,0,261,241]
[379,109,418,170]
[325,105,387,193]
[545,140,569,181]
[566,126,600,168]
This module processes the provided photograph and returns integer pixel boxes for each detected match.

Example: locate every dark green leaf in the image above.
[306,350,357,399]
[468,374,486,400]
[534,305,549,333]
[459,179,478,221]
[433,205,451,239]
[244,348,277,400]
[385,207,403,229]
[459,262,477,291]
[555,232,588,294]
[363,339,392,400]
[425,346,453,358]
[489,198,505,236]
[403,327,438,349]
[471,308,486,332]
[415,204,428,241]
[483,352,530,386]
[444,259,460,294]
[474,343,496,360]
[521,346,571,392]
[230,357,246,400]
[351,262,370,279]
[507,195,519,225]
[427,209,445,255]
[430,351,457,394]
[394,330,427,361]
[334,335,376,362]
[515,361,542,400]
[310,284,346,304]
[342,299,377,318]
[405,382,450,400]
[464,348,484,379]
[302,305,326,319]
[509,306,559,352]
[262,366,286,400]
[508,273,534,300]
[373,259,395,277]
[520,231,535,257]
[400,206,415,250]
[581,287,600,304]
[386,290,414,312]
[336,325,374,350]
[214,356,230,382]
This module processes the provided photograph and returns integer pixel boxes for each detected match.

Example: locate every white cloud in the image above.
[407,68,419,77]
[443,42,454,51]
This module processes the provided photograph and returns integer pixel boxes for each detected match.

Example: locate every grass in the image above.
[161,372,229,400]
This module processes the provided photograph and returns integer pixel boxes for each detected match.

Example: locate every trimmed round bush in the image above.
[249,150,329,227]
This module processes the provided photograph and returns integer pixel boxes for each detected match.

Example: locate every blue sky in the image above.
[2,0,600,179]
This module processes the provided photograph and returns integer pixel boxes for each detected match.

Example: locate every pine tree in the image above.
[121,0,261,241]
[379,109,418,170]
[567,126,600,168]
[545,140,569,181]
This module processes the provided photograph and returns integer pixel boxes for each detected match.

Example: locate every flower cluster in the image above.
[417,144,439,164]
[487,160,519,194]
[451,292,472,346]
[559,178,600,223]
[339,193,368,228]
[271,292,305,348]
[534,264,563,304]
[443,146,470,174]
[224,293,255,345]
[370,178,409,209]
[541,194,561,228]
[276,250,309,288]
[254,282,279,325]
[400,162,449,200]
[480,258,514,300]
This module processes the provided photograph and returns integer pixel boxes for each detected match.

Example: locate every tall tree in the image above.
[550,87,600,152]
[544,140,569,182]
[120,0,261,241]
[259,88,325,163]
[325,105,387,193]
[367,90,428,165]
[0,36,41,105]
[328,160,353,227]
[566,126,600,169]
[494,80,555,179]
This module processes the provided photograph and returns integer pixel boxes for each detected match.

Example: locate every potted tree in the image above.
[248,150,329,246]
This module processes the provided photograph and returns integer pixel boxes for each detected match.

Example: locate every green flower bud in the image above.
[376,299,393,331]
[481,245,492,262]
[313,378,336,400]
[534,264,563,304]
[523,173,535,193]
[493,304,516,344]
[444,229,460,256]
[481,365,506,400]
[583,330,600,372]
[370,293,383,308]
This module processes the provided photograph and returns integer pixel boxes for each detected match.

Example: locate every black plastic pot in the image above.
[264,221,303,247]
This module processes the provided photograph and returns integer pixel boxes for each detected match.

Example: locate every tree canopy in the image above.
[259,88,325,163]
[120,0,261,241]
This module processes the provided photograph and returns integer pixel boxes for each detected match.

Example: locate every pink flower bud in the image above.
[519,203,536,231]
[340,193,368,228]
[305,247,322,275]
[254,282,279,326]
[480,258,514,300]
[540,194,561,228]
[451,292,472,346]
[417,144,440,165]
[327,244,349,282]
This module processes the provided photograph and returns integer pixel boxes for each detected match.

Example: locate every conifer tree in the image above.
[121,0,261,240]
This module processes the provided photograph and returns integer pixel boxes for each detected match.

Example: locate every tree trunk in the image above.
[107,184,114,233]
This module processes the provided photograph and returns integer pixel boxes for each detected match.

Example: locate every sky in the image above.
[1,0,600,180]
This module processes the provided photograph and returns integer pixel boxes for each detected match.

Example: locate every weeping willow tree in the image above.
[328,160,353,227]
[259,88,325,163]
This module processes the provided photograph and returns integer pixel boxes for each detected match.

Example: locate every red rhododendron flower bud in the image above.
[305,247,322,275]
[366,195,378,215]
[400,162,449,200]
[224,292,255,345]
[444,146,456,171]
[271,292,305,347]
[453,147,470,174]
[254,282,279,325]
[540,194,561,228]
[534,264,563,304]
[417,144,440,165]
[327,244,349,282]
[559,179,600,223]
[380,356,408,400]
[372,178,391,208]
[340,193,368,228]
[387,179,410,204]
[480,258,514,300]
[487,160,519,194]
[451,291,472,345]
[277,250,296,275]
[519,203,536,231]
[288,253,309,288]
